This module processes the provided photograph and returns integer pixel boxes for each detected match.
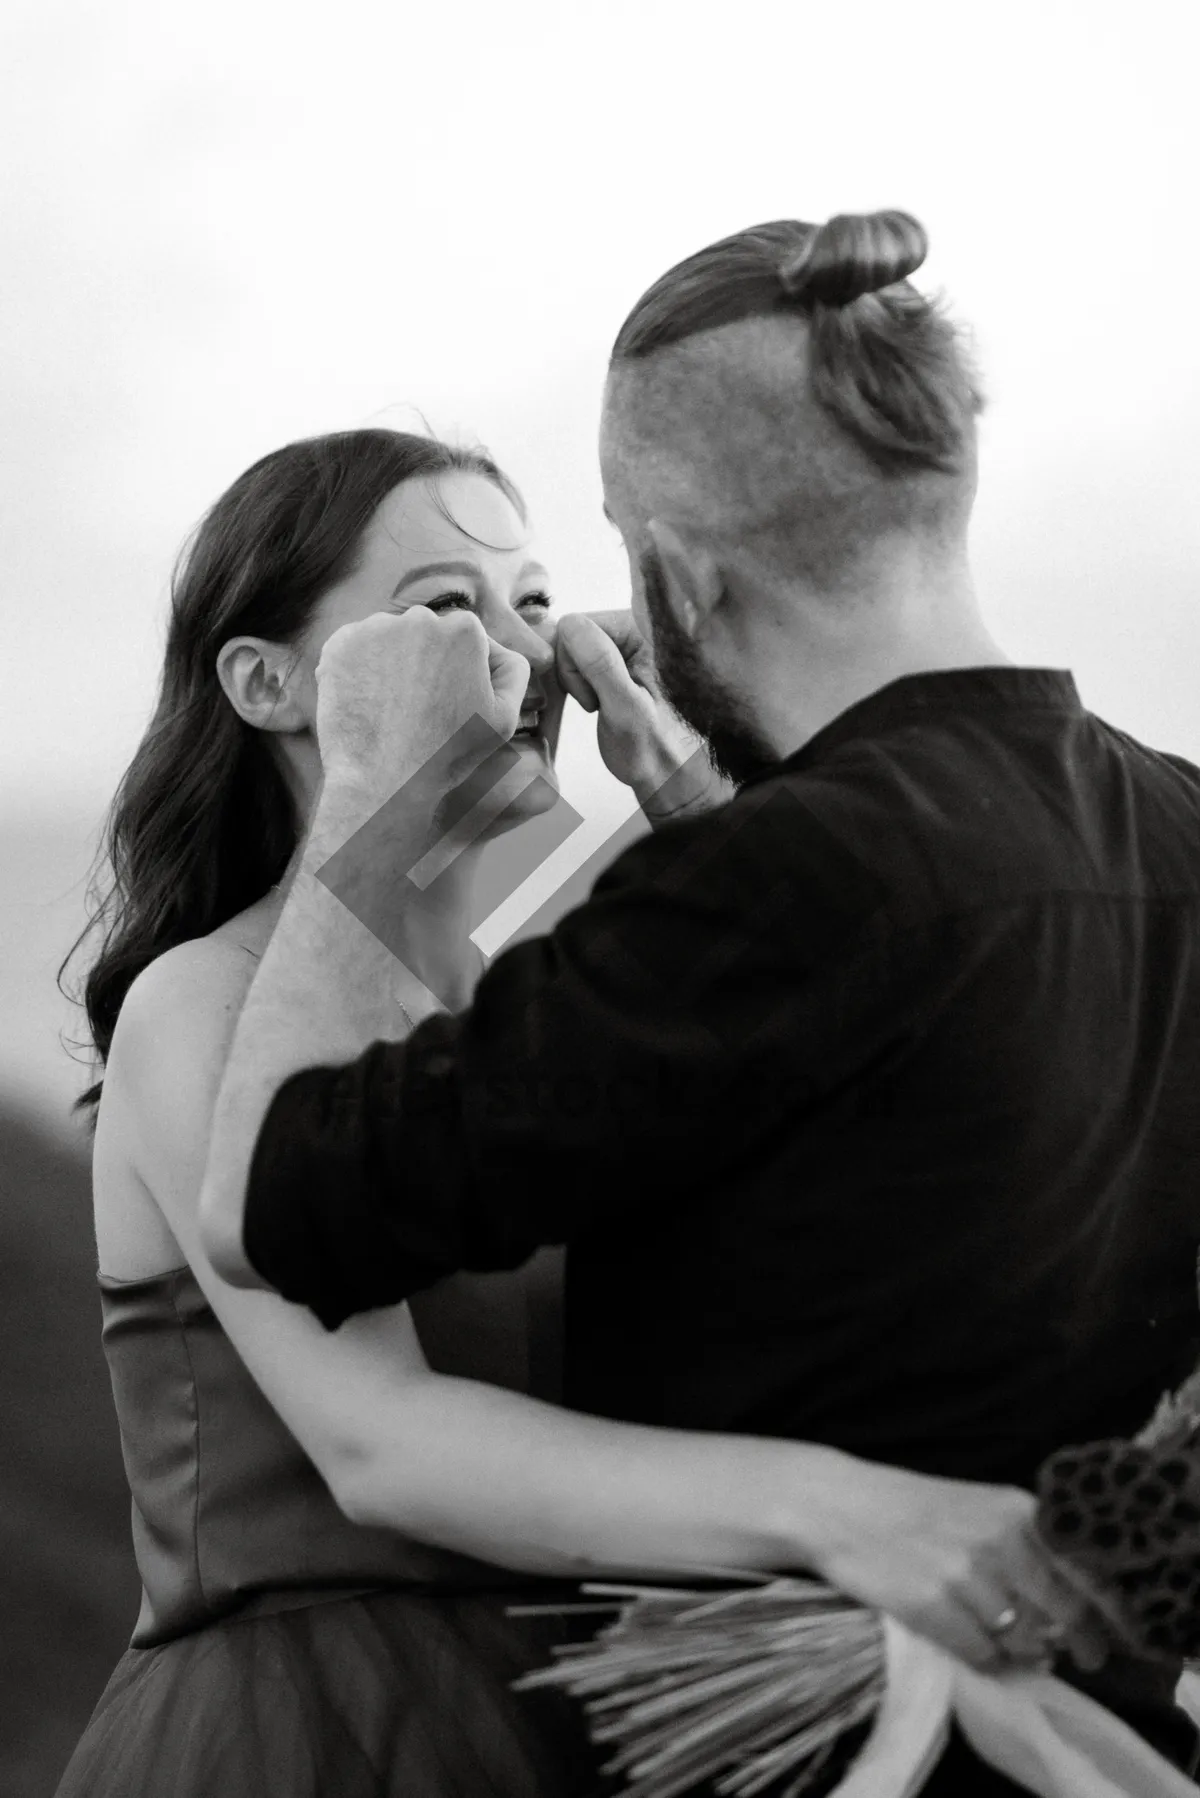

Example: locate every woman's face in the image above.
[302,471,565,821]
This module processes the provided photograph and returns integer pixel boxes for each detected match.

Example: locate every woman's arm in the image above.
[119,939,1098,1671]
[111,939,849,1579]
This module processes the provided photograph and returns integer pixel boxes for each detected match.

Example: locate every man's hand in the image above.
[815,1459,1111,1673]
[555,611,734,825]
[315,607,530,809]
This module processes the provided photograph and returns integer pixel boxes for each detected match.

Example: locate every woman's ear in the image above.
[216,637,310,734]
[644,518,723,639]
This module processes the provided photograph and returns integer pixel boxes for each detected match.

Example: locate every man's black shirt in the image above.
[245,667,1200,1490]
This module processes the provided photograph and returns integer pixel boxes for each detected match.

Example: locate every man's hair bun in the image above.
[779,210,928,309]
[611,207,980,476]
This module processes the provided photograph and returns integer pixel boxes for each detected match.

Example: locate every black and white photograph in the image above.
[2,3,1199,1794]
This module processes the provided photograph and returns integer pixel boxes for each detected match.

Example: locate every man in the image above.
[202,210,1200,1785]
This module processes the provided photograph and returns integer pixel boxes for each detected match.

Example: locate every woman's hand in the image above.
[315,607,530,810]
[813,1458,1111,1673]
[555,611,734,825]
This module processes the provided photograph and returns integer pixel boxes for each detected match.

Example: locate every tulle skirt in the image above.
[53,1584,1198,1798]
[53,1585,608,1798]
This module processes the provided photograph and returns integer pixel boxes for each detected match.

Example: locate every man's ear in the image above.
[645,518,723,639]
[216,637,309,733]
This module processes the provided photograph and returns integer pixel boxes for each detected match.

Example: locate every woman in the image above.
[56,428,1093,1797]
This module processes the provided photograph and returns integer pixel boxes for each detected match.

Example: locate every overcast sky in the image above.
[2,0,1198,1115]
[3,0,1197,816]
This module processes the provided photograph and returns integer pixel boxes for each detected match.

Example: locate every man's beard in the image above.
[639,546,776,787]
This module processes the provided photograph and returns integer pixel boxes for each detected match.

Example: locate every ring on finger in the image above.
[987,1605,1047,1659]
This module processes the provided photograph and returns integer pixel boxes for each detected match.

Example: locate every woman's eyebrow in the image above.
[390,559,480,599]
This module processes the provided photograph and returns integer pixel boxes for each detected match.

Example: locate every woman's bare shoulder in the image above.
[95,933,264,1276]
[109,935,259,1079]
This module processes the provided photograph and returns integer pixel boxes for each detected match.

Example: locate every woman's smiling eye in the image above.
[425,590,475,616]
[417,588,552,618]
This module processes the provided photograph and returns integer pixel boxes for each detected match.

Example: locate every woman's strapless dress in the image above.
[54,1255,607,1797]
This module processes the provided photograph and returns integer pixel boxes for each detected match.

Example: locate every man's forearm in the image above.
[200,778,437,1286]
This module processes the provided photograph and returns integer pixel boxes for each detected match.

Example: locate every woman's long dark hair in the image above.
[61,428,522,1117]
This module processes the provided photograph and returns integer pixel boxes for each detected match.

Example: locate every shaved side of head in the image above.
[603,212,982,596]
[604,313,976,596]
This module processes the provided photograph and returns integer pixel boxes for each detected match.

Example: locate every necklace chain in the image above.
[394,995,417,1033]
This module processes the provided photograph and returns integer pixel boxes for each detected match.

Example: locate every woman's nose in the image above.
[485,605,555,680]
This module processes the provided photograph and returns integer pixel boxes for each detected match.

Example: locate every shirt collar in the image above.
[738,666,1083,790]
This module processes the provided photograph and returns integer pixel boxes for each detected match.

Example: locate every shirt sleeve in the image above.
[243,779,888,1329]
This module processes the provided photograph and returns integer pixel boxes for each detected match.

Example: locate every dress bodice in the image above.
[98,1251,564,1646]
